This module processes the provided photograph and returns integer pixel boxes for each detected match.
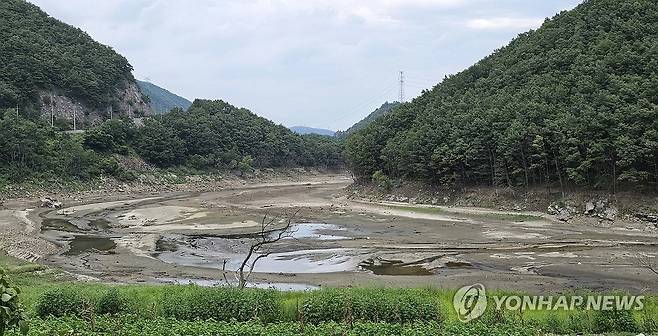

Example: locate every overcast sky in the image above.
[28,0,581,130]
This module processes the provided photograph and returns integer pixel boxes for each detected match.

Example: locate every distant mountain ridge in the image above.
[137,80,192,114]
[290,126,335,136]
[336,101,400,138]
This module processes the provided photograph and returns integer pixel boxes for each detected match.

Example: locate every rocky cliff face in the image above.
[38,82,152,129]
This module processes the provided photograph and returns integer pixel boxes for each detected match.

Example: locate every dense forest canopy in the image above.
[0,109,126,184]
[346,0,658,192]
[0,0,135,115]
[134,100,343,170]
[0,99,344,184]
[336,101,400,138]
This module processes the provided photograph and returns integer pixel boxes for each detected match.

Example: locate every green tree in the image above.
[345,0,658,192]
[237,155,254,176]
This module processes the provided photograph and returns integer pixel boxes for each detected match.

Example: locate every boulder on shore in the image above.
[40,197,62,209]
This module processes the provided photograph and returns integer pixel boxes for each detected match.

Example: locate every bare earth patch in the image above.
[2,173,657,293]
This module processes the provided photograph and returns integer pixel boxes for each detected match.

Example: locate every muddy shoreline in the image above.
[1,172,657,294]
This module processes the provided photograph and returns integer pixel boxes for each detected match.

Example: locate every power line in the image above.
[326,81,398,128]
[327,71,438,129]
[329,86,398,129]
[399,71,405,103]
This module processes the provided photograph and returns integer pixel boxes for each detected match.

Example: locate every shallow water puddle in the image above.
[42,218,80,232]
[285,223,351,241]
[209,223,354,241]
[159,247,365,273]
[42,217,111,232]
[156,222,364,273]
[359,259,434,276]
[157,277,319,291]
[65,235,116,255]
[89,219,111,230]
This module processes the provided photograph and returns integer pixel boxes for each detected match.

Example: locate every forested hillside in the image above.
[0,0,150,125]
[135,100,343,169]
[336,102,400,138]
[137,80,192,114]
[0,109,128,184]
[346,0,658,192]
[1,99,344,184]
[0,0,342,185]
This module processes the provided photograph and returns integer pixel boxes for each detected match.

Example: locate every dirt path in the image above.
[2,173,658,293]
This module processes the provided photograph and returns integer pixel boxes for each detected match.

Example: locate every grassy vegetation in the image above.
[2,255,657,335]
[4,317,540,336]
[389,205,542,222]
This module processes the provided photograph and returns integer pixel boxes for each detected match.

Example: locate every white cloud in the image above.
[26,0,577,129]
[465,17,544,30]
[237,0,467,26]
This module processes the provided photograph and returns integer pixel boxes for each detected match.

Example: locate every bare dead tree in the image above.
[222,210,299,289]
[637,253,658,276]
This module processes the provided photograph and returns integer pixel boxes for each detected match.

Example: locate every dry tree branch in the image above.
[235,209,300,289]
[638,254,658,276]
[221,259,231,285]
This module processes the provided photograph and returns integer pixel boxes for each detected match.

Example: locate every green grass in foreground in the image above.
[5,282,656,336]
[3,317,537,336]
[390,205,541,222]
[2,254,657,335]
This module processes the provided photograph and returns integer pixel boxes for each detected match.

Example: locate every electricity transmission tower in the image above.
[399,71,405,103]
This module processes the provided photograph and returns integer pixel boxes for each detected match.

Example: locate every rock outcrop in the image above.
[38,82,152,129]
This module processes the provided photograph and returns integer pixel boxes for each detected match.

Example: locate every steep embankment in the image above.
[346,0,658,193]
[0,0,151,128]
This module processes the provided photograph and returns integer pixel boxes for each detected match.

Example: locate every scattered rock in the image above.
[584,201,595,215]
[548,202,576,222]
[40,197,62,209]
[602,206,618,221]
[386,195,410,203]
[634,213,658,223]
[579,199,619,221]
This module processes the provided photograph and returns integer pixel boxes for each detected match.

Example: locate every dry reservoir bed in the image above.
[5,175,658,293]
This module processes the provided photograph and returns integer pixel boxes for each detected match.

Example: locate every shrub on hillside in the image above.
[371,170,393,192]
